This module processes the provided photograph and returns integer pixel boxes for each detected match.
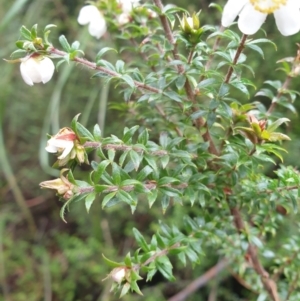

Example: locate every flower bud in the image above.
[179,12,203,45]
[110,267,126,284]
[20,56,55,86]
[180,13,200,32]
[40,169,76,199]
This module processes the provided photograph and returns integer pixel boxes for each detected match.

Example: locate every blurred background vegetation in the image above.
[1,0,300,300]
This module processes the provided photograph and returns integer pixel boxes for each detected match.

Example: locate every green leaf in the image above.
[175,74,186,90]
[20,25,31,40]
[161,195,170,214]
[137,129,149,145]
[156,257,175,281]
[96,47,117,61]
[160,155,169,169]
[112,163,121,185]
[268,132,290,142]
[117,190,135,206]
[144,155,158,172]
[121,74,135,89]
[218,83,230,98]
[76,122,95,141]
[93,160,110,183]
[133,228,150,252]
[58,35,71,52]
[30,24,38,39]
[137,166,153,182]
[102,192,117,208]
[148,189,158,208]
[123,125,139,143]
[129,150,142,171]
[93,124,102,141]
[120,283,131,298]
[130,279,143,295]
[85,192,96,213]
[159,132,168,149]
[207,111,216,128]
[102,254,122,268]
[163,91,182,102]
[267,118,290,133]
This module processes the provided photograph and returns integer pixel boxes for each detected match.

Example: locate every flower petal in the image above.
[118,0,140,14]
[58,142,74,159]
[20,58,43,85]
[274,1,300,36]
[77,5,100,25]
[238,3,267,35]
[45,144,58,153]
[88,17,107,39]
[221,0,248,27]
[20,62,34,86]
[39,57,55,84]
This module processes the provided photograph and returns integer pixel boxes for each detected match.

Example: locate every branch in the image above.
[138,242,181,269]
[224,34,248,84]
[78,182,188,194]
[83,141,169,156]
[199,26,225,83]
[152,0,219,156]
[267,75,292,115]
[49,47,162,94]
[229,207,281,301]
[167,259,228,301]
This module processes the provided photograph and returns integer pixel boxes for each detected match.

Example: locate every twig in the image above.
[229,207,281,301]
[267,76,292,115]
[138,242,180,268]
[78,182,188,194]
[224,34,248,84]
[285,273,299,301]
[199,26,225,82]
[49,47,162,94]
[152,0,219,156]
[167,259,228,301]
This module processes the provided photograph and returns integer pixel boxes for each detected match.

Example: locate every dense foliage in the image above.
[1,1,300,301]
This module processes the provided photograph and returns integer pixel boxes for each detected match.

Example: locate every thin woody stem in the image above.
[49,47,162,94]
[152,0,219,156]
[167,259,228,301]
[267,75,292,115]
[229,206,281,301]
[199,26,225,82]
[79,182,188,194]
[224,34,248,84]
[138,242,180,268]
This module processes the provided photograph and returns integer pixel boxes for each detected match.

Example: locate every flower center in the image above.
[250,0,287,14]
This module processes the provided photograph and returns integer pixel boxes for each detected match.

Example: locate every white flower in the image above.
[118,0,140,14]
[45,128,77,160]
[20,56,55,86]
[221,0,300,36]
[117,13,131,25]
[116,0,140,25]
[77,5,107,39]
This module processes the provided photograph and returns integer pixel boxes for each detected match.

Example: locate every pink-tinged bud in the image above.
[20,56,55,86]
[46,127,77,160]
[40,169,75,198]
[110,267,126,283]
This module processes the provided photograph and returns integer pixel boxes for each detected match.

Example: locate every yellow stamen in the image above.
[250,0,287,14]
